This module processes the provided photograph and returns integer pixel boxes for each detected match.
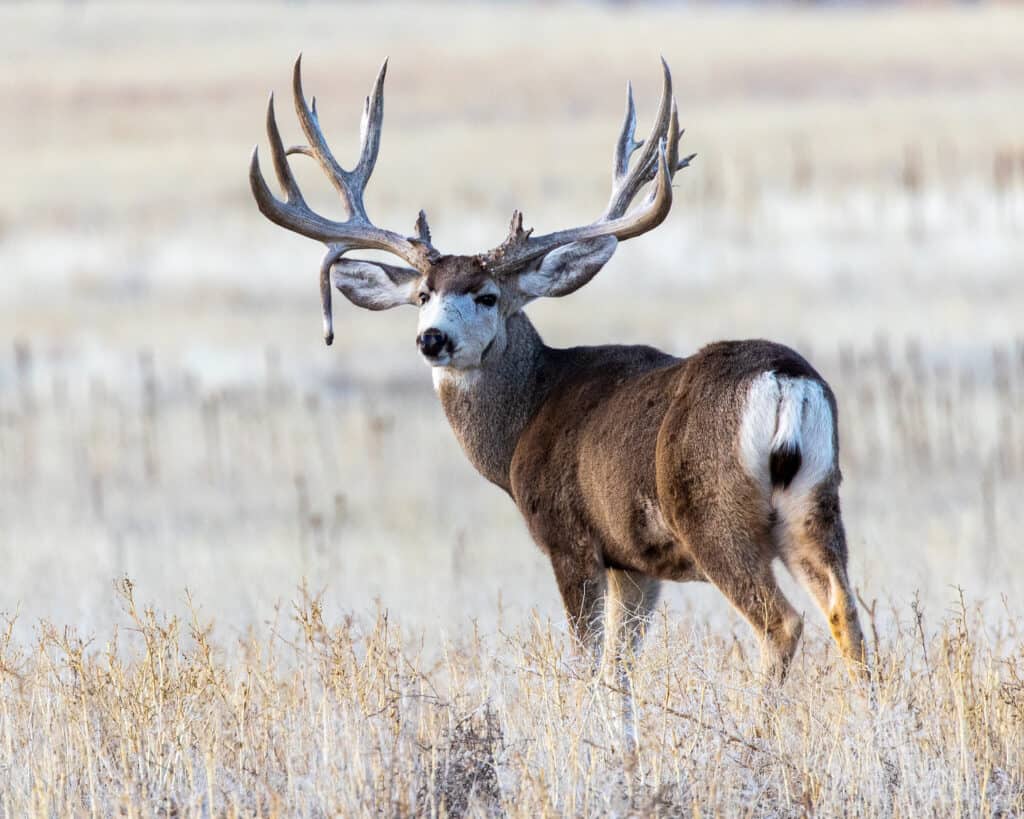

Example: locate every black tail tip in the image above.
[770,445,802,489]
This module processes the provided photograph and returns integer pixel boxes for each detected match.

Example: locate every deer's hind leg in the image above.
[661,479,803,683]
[658,409,803,682]
[691,536,804,684]
[776,480,867,678]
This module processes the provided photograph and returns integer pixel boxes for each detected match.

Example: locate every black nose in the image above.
[418,328,448,358]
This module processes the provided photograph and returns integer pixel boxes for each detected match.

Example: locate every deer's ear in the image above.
[514,236,618,301]
[330,259,421,310]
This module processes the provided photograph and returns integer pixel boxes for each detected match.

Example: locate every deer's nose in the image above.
[417,328,449,358]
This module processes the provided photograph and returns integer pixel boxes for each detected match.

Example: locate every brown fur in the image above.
[425,255,491,295]
[434,304,865,683]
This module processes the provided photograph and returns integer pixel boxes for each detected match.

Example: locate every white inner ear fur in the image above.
[331,260,418,311]
[516,236,618,300]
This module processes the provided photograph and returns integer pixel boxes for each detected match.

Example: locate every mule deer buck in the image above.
[249,57,867,732]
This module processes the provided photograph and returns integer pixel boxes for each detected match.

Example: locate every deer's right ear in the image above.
[514,236,618,302]
[330,259,421,311]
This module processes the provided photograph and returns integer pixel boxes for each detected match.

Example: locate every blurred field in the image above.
[1,1,1023,814]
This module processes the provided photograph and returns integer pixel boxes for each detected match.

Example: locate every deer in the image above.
[249,57,868,745]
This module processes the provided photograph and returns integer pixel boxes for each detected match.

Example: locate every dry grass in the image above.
[1,581,1022,816]
[2,2,1024,815]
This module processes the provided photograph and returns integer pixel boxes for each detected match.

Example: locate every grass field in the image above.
[1,2,1023,815]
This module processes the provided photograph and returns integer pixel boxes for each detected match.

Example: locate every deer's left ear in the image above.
[331,259,421,310]
[514,236,618,300]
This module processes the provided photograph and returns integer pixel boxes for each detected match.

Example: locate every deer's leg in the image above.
[548,552,608,669]
[777,482,867,679]
[604,569,660,751]
[605,569,660,666]
[693,544,803,683]
[660,468,802,682]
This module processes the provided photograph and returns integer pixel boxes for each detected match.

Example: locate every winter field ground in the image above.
[1,2,1023,815]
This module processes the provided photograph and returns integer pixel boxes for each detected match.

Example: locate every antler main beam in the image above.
[481,59,694,275]
[249,56,436,343]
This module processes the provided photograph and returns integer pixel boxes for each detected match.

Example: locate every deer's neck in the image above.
[433,311,547,494]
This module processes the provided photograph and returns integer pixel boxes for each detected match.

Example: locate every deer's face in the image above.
[328,239,619,372]
[414,257,506,370]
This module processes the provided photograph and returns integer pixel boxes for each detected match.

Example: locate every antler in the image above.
[480,59,694,276]
[249,56,437,343]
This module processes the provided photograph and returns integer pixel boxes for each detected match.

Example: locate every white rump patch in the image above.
[782,378,834,496]
[771,379,806,457]
[739,372,781,490]
[738,372,835,496]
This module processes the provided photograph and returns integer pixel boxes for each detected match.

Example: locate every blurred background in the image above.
[1,2,1022,640]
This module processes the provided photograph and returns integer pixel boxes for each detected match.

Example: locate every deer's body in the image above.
[436,308,860,681]
[249,57,868,748]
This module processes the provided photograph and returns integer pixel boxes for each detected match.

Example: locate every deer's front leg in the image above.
[548,550,608,670]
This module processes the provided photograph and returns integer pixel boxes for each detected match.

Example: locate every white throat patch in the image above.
[432,366,482,393]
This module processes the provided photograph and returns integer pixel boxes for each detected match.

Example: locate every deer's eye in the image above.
[475,294,498,308]
[418,292,430,305]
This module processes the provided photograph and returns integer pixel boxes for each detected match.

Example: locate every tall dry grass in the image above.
[0,580,1021,815]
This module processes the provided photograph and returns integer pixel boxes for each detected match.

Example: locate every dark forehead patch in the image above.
[425,255,492,294]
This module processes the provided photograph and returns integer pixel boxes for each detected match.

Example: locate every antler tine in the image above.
[249,110,355,246]
[612,81,643,186]
[415,209,432,244]
[617,137,673,240]
[292,54,365,222]
[543,139,674,246]
[249,145,331,241]
[319,246,348,347]
[354,59,388,188]
[482,60,690,276]
[665,98,679,177]
[666,97,698,175]
[606,57,674,219]
[265,93,306,206]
